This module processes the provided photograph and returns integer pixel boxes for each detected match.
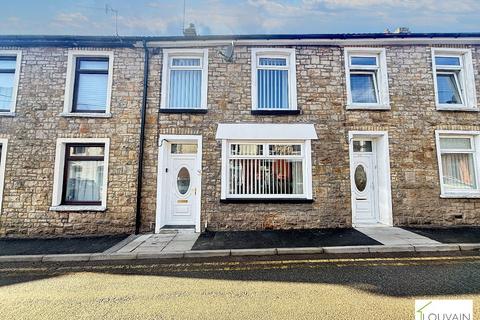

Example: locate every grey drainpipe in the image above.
[135,40,149,234]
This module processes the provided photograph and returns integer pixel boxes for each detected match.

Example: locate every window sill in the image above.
[251,110,301,116]
[60,112,112,118]
[346,104,390,111]
[220,198,313,204]
[159,108,208,114]
[436,106,478,112]
[0,112,15,117]
[49,205,107,212]
[440,193,480,199]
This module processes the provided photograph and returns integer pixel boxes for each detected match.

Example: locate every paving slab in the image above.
[355,226,440,245]
[116,234,151,253]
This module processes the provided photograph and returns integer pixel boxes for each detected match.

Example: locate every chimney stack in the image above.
[183,23,197,37]
[393,27,411,34]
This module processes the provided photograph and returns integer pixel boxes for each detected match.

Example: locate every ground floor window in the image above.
[436,131,480,197]
[51,138,110,210]
[223,141,311,199]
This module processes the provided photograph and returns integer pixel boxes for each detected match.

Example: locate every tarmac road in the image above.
[0,252,479,319]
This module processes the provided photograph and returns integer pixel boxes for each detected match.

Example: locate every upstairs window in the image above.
[436,131,480,197]
[345,48,389,109]
[432,49,477,110]
[161,49,208,110]
[63,51,113,116]
[0,139,7,213]
[251,48,297,111]
[0,51,21,114]
[73,58,109,113]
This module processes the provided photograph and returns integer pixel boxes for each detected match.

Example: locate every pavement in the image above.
[1,226,480,263]
[1,251,479,319]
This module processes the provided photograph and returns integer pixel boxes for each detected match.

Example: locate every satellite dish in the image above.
[219,41,235,62]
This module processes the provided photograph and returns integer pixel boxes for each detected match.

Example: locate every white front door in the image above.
[351,139,378,225]
[165,143,199,226]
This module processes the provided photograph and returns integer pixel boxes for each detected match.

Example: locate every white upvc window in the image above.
[50,138,110,211]
[160,49,208,110]
[62,50,114,117]
[432,48,477,111]
[344,48,389,110]
[251,48,297,111]
[0,50,22,116]
[0,138,8,213]
[221,141,312,199]
[435,131,480,198]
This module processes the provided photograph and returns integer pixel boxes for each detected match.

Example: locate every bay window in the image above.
[436,131,480,197]
[161,49,208,111]
[217,123,317,201]
[432,49,477,110]
[251,48,297,112]
[344,48,389,109]
[227,143,305,198]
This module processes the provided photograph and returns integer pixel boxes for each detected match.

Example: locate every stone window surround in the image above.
[160,48,209,112]
[431,48,478,111]
[251,48,298,112]
[50,138,110,212]
[344,47,390,110]
[0,50,22,117]
[62,50,114,118]
[435,130,480,198]
[0,138,8,214]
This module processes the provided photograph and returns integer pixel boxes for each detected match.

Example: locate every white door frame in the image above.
[156,134,202,233]
[348,131,393,226]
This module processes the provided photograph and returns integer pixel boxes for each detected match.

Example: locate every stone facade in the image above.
[1,37,479,237]
[0,46,144,236]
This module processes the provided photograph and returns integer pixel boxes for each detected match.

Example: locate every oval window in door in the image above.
[177,167,190,195]
[354,165,367,192]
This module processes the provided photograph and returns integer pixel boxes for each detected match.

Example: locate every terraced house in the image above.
[0,31,479,237]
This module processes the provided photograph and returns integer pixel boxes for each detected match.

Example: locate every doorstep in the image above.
[0,243,479,264]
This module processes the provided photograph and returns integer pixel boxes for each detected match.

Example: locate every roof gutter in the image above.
[135,40,149,234]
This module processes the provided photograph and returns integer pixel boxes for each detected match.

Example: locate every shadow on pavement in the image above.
[1,252,479,297]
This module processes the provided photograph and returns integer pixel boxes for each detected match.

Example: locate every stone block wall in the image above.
[0,46,144,236]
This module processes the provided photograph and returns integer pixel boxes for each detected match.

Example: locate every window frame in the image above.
[220,139,312,200]
[432,48,477,111]
[160,48,209,111]
[72,57,110,113]
[0,138,8,213]
[435,130,480,198]
[62,50,114,117]
[51,138,110,211]
[0,50,22,116]
[61,143,106,206]
[344,48,390,110]
[251,48,297,111]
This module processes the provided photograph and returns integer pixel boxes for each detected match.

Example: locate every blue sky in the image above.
[0,0,478,36]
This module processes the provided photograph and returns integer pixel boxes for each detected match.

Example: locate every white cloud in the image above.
[52,12,89,28]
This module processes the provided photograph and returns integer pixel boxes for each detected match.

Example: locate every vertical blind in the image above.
[257,57,289,109]
[168,57,202,108]
[228,143,304,197]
